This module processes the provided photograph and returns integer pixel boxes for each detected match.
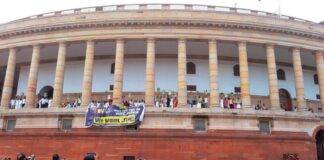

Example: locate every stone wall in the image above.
[0,128,316,160]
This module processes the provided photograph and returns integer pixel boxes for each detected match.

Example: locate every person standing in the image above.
[166,95,171,107]
[52,154,60,160]
[223,97,228,109]
[173,96,178,108]
[219,94,224,108]
[17,153,27,160]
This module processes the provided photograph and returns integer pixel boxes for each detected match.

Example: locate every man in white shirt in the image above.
[39,95,49,108]
[15,97,22,109]
[48,99,52,107]
[10,98,16,109]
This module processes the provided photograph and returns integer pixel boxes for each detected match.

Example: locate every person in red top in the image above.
[173,96,178,108]
[223,97,228,109]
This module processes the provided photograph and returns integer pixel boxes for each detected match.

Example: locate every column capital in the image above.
[265,43,276,48]
[86,40,95,44]
[32,43,41,48]
[9,47,16,52]
[178,38,186,43]
[147,38,155,43]
[116,38,124,43]
[7,45,17,50]
[314,50,324,54]
[58,41,67,45]
[314,50,324,57]
[290,47,301,52]
[238,41,247,45]
[208,39,217,44]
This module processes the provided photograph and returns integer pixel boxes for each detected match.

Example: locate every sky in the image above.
[0,0,323,24]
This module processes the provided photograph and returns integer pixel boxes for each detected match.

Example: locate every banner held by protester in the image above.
[85,104,145,127]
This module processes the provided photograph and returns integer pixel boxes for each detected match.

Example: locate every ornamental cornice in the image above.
[0,19,323,41]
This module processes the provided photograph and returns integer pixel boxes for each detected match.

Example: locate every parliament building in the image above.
[0,4,324,160]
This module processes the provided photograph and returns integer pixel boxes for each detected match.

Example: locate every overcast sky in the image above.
[0,0,323,24]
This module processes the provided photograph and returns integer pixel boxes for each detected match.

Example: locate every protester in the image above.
[52,154,60,160]
[17,153,26,160]
[27,154,35,160]
[84,153,96,160]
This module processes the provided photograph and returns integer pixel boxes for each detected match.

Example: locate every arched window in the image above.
[277,69,286,80]
[186,62,196,74]
[314,74,319,85]
[279,88,292,111]
[38,86,54,99]
[110,63,115,74]
[233,64,240,76]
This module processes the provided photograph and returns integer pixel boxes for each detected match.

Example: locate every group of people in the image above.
[62,96,81,108]
[188,96,209,108]
[7,92,271,109]
[36,94,52,108]
[14,152,97,160]
[219,93,242,109]
[154,94,178,108]
[9,92,53,109]
[87,97,145,109]
[123,99,145,107]
[255,100,268,110]
[154,92,243,109]
[9,93,26,109]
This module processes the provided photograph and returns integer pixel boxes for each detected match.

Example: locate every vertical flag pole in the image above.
[277,0,282,18]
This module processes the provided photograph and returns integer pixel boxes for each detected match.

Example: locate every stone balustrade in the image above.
[11,4,312,24]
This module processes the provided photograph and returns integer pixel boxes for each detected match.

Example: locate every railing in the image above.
[7,4,313,24]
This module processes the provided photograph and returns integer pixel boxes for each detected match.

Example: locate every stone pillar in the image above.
[112,39,125,106]
[26,44,41,108]
[292,48,306,110]
[238,42,251,107]
[266,44,280,109]
[0,48,16,108]
[52,42,67,107]
[315,51,324,107]
[208,39,219,107]
[81,40,95,106]
[178,38,187,107]
[145,38,155,107]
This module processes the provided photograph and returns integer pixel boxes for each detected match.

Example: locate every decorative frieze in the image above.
[0,20,323,41]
